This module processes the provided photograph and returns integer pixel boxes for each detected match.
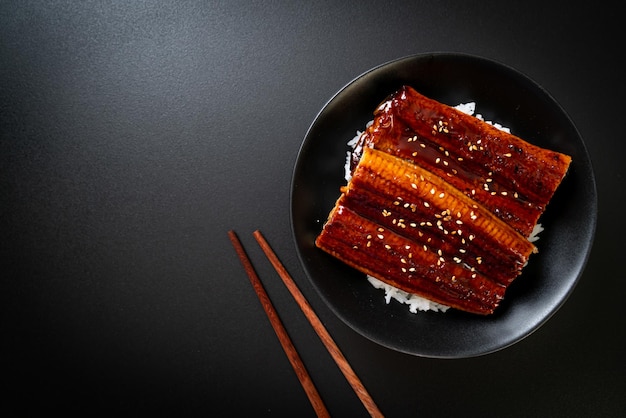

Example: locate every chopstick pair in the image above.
[228,230,384,418]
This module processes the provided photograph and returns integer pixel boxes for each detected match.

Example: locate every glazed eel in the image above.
[316,86,571,314]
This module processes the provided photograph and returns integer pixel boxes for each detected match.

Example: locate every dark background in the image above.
[1,1,624,417]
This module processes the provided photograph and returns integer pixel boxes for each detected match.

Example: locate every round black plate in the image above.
[290,52,597,358]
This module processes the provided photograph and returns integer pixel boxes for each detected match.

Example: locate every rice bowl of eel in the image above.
[290,52,597,358]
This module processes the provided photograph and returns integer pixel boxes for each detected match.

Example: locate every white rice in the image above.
[367,275,450,313]
[345,120,373,182]
[345,101,541,314]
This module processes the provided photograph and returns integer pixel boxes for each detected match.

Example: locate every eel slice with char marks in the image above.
[351,85,572,237]
[316,147,537,315]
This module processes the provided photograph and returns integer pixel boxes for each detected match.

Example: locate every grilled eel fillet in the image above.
[316,148,537,315]
[317,86,572,314]
[351,86,572,237]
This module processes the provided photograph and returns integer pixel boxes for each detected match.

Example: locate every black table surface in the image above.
[2,2,624,417]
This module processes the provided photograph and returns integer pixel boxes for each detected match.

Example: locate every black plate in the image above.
[290,52,597,358]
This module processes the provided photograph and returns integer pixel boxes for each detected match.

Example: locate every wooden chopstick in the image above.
[228,230,331,418]
[253,230,385,418]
